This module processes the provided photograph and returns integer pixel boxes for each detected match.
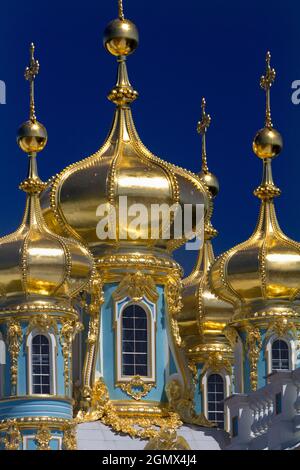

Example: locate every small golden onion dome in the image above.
[180,99,233,357]
[103,18,139,56]
[0,43,95,313]
[209,53,300,323]
[17,120,48,154]
[253,126,283,159]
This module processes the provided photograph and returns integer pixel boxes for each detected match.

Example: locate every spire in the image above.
[103,0,139,107]
[118,0,125,20]
[253,52,283,201]
[17,44,48,195]
[260,51,276,128]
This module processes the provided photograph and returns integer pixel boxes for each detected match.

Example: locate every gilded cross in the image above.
[24,43,39,122]
[260,51,276,128]
[197,98,211,173]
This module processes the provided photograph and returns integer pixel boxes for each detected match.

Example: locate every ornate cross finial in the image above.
[24,43,40,122]
[260,51,276,128]
[197,98,211,173]
[118,0,125,20]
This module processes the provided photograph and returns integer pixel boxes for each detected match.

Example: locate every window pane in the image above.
[121,304,149,377]
[272,340,290,371]
[207,374,224,429]
[31,335,51,395]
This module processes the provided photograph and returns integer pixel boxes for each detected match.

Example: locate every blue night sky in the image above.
[0,0,299,276]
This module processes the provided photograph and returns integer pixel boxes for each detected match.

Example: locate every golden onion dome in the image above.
[40,10,209,261]
[209,52,300,323]
[0,44,94,313]
[179,99,233,357]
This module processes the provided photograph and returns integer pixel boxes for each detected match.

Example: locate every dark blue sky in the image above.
[0,0,299,276]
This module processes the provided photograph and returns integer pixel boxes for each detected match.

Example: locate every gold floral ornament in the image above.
[35,425,52,451]
[113,271,159,303]
[144,428,191,450]
[62,423,77,450]
[117,376,155,401]
[7,320,22,393]
[2,421,21,450]
[27,314,58,336]
[166,378,214,427]
[266,317,299,340]
[202,351,232,376]
[245,325,262,391]
[60,320,83,394]
[76,379,182,440]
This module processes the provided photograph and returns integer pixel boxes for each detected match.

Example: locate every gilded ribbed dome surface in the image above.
[0,191,94,311]
[41,60,208,258]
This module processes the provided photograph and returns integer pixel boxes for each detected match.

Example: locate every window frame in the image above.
[114,297,156,384]
[265,335,295,375]
[26,330,57,396]
[202,369,231,430]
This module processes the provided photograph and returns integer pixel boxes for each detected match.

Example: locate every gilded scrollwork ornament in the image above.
[166,275,184,348]
[166,378,213,427]
[117,376,155,401]
[245,325,262,391]
[35,425,52,451]
[27,314,58,336]
[7,320,22,392]
[82,273,104,405]
[2,421,21,450]
[113,271,158,303]
[60,320,83,394]
[76,379,181,440]
[62,423,77,450]
[266,317,299,340]
[144,429,191,450]
[201,351,232,377]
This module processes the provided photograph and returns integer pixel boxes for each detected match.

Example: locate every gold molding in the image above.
[62,423,77,450]
[27,313,58,336]
[1,420,21,450]
[117,376,155,401]
[60,319,83,395]
[201,351,232,376]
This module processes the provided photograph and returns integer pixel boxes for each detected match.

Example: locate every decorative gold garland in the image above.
[117,376,155,401]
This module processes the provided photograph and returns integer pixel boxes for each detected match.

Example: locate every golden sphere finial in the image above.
[103,1,138,56]
[253,127,283,159]
[17,120,48,154]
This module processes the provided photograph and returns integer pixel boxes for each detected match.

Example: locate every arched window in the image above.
[272,339,289,371]
[32,335,51,394]
[207,374,225,429]
[121,304,149,377]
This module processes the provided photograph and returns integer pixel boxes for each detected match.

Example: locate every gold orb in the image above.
[199,171,219,198]
[253,127,283,159]
[103,18,139,56]
[17,120,48,154]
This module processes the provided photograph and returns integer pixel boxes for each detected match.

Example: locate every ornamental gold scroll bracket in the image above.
[245,325,262,391]
[81,273,104,408]
[165,275,184,348]
[7,320,22,394]
[116,376,155,401]
[60,320,83,395]
[113,271,159,303]
[62,422,77,450]
[26,314,58,336]
[165,378,214,428]
[201,350,233,377]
